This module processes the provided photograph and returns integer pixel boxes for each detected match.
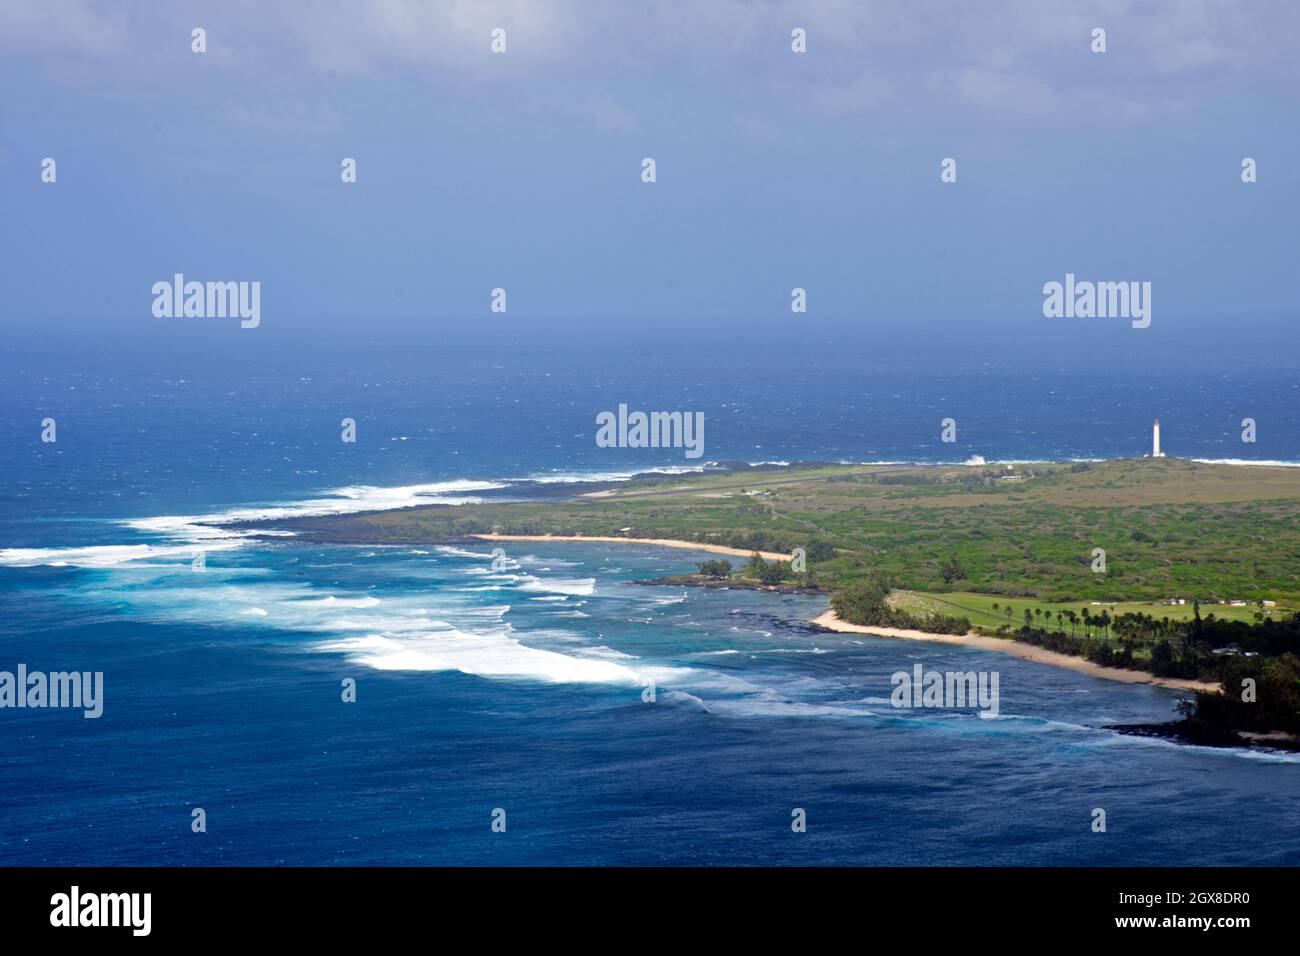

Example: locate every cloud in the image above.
[4,0,1298,124]
[952,68,1057,114]
[246,0,591,76]
[0,0,126,56]
[819,72,895,114]
[792,0,1300,120]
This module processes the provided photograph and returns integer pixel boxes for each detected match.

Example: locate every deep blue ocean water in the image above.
[2,326,1298,865]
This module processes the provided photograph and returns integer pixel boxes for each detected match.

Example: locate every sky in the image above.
[2,0,1298,346]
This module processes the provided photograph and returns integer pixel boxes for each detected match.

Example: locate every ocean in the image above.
[2,325,1298,865]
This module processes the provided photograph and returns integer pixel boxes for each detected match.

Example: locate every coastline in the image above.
[472,533,791,562]
[811,610,1222,693]
[474,533,1222,694]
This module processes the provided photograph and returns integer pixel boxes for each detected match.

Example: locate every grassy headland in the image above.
[286,458,1300,603]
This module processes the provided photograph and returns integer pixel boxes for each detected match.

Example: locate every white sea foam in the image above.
[317,631,646,685]
[519,576,596,596]
[1095,729,1300,764]
[521,465,710,484]
[126,480,505,539]
[0,540,244,568]
[295,595,382,609]
[647,591,687,605]
[576,645,638,660]
[0,480,507,568]
[1189,458,1300,468]
[435,545,496,559]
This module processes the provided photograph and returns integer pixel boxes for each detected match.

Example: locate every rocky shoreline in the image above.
[629,574,828,595]
[1108,720,1300,753]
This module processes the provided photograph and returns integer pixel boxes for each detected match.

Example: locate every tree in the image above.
[1150,640,1175,676]
[806,540,837,562]
[696,559,732,579]
[831,577,893,625]
[831,576,970,635]
[756,560,791,586]
[940,553,965,585]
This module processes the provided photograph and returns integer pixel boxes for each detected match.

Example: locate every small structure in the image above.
[1152,418,1165,458]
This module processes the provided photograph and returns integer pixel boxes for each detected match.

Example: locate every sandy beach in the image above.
[811,610,1222,693]
[472,533,791,562]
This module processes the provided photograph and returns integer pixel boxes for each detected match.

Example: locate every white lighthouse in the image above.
[1152,418,1165,458]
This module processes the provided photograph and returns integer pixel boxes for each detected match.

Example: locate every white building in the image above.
[1152,418,1165,458]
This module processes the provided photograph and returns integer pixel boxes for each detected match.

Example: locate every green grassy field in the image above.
[286,458,1300,607]
[894,590,1292,630]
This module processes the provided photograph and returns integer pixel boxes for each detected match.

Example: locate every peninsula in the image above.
[272,458,1300,745]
